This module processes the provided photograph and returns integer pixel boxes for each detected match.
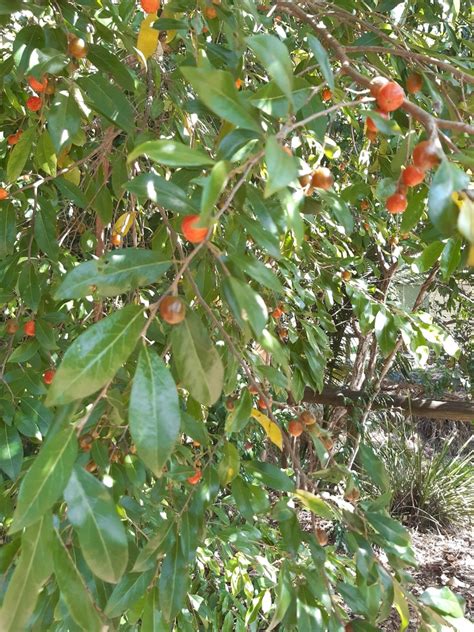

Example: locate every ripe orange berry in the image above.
[369,76,389,98]
[205,6,217,18]
[140,0,160,12]
[235,78,243,89]
[299,174,311,188]
[288,420,304,437]
[365,129,378,142]
[181,215,208,243]
[248,384,259,395]
[225,397,235,411]
[366,109,388,132]
[7,131,22,146]
[24,320,36,336]
[360,199,369,211]
[386,193,407,214]
[258,396,271,410]
[0,188,9,200]
[5,320,18,334]
[342,270,352,281]
[26,96,42,112]
[377,81,405,112]
[321,88,332,102]
[187,469,202,485]
[27,75,48,93]
[402,165,425,187]
[299,411,316,426]
[413,140,440,171]
[406,73,422,95]
[272,306,283,319]
[311,167,334,190]
[159,296,186,325]
[68,36,88,59]
[43,369,55,385]
[111,233,122,247]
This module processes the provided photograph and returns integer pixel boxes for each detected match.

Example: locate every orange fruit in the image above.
[26,96,42,112]
[406,73,422,94]
[187,469,202,484]
[140,0,160,12]
[376,81,405,112]
[68,36,88,59]
[0,188,9,200]
[159,296,186,325]
[43,369,56,385]
[181,215,208,243]
[402,165,425,187]
[28,75,48,93]
[288,420,304,437]
[311,167,334,190]
[413,140,440,171]
[321,88,332,102]
[369,76,389,98]
[386,193,407,214]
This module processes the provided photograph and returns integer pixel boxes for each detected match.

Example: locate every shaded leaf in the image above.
[0,421,23,480]
[128,140,214,167]
[247,34,293,101]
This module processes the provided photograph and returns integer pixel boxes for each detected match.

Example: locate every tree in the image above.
[0,0,472,630]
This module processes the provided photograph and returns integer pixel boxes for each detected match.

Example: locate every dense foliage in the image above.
[0,0,473,630]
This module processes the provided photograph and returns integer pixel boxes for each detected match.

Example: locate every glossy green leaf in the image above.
[419,586,464,618]
[362,110,401,135]
[129,345,180,477]
[126,173,199,215]
[411,241,444,274]
[47,91,82,153]
[307,34,335,90]
[319,190,354,234]
[54,249,171,300]
[0,421,23,480]
[200,160,231,224]
[223,276,268,336]
[34,202,59,260]
[250,78,312,118]
[217,442,240,486]
[225,389,253,434]
[18,261,40,311]
[358,443,390,494]
[128,140,214,167]
[77,74,135,134]
[34,130,57,176]
[267,561,293,630]
[87,43,136,91]
[366,512,410,547]
[229,254,283,293]
[52,530,104,632]
[105,568,155,618]
[132,520,175,573]
[440,237,462,279]
[428,161,469,235]
[171,312,224,406]
[7,126,35,182]
[10,424,77,532]
[247,34,293,101]
[294,489,335,519]
[142,587,167,632]
[244,461,295,492]
[0,205,16,258]
[181,66,261,133]
[0,515,53,632]
[64,465,128,583]
[158,539,188,623]
[264,135,298,198]
[46,305,144,406]
[374,309,398,357]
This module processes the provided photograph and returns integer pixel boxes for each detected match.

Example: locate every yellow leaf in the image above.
[251,408,283,450]
[113,211,136,237]
[63,166,80,186]
[137,15,159,61]
[457,193,474,244]
[468,244,474,267]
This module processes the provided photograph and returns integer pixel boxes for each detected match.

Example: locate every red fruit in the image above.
[369,76,389,98]
[0,188,8,200]
[288,420,304,437]
[111,233,122,247]
[43,369,55,385]
[321,88,332,102]
[272,306,283,319]
[181,215,209,243]
[159,296,186,324]
[386,193,407,214]
[24,320,36,336]
[366,109,388,132]
[235,78,243,89]
[187,469,202,485]
[311,167,334,190]
[365,129,377,142]
[402,165,425,187]
[26,96,42,112]
[413,140,440,171]
[140,0,160,12]
[205,6,217,18]
[5,320,18,334]
[360,199,369,211]
[7,131,22,146]
[258,396,271,410]
[406,73,422,94]
[28,75,48,93]
[376,81,405,112]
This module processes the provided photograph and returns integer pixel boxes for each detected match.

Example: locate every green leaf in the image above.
[128,140,214,167]
[77,74,135,134]
[229,254,283,293]
[244,461,295,492]
[294,489,335,519]
[223,276,268,336]
[64,465,128,583]
[428,161,469,235]
[250,78,312,118]
[419,587,464,618]
[440,237,462,279]
[46,305,144,406]
[158,539,188,623]
[10,424,77,532]
[126,174,199,215]
[0,421,23,480]
[18,262,40,311]
[129,345,180,477]
[225,389,253,434]
[34,202,59,260]
[55,176,87,208]
[54,249,171,300]
[47,91,82,153]
[181,66,261,133]
[171,312,224,406]
[0,515,53,632]
[142,587,167,632]
[264,136,298,198]
[247,34,293,102]
[358,443,390,494]
[7,126,35,182]
[105,568,155,618]
[362,110,401,135]
[374,309,398,356]
[200,160,231,224]
[319,190,354,234]
[52,530,104,632]
[217,442,240,486]
[393,581,410,632]
[411,241,444,274]
[34,130,57,176]
[307,34,335,90]
[0,205,16,258]
[87,44,136,92]
[132,520,175,573]
[267,561,293,631]
[366,512,410,547]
